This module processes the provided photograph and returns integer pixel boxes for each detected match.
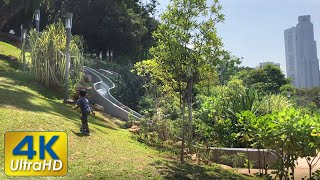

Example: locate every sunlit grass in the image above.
[0,41,31,69]
[0,41,21,59]
[0,73,165,179]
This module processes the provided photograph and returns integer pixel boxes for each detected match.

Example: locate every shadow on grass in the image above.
[0,71,62,99]
[71,130,91,137]
[0,55,21,71]
[151,160,250,180]
[0,71,117,131]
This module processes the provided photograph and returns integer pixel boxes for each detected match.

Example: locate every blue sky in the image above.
[154,0,320,73]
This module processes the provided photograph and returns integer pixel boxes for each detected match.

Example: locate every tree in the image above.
[45,0,158,61]
[136,0,228,161]
[0,0,52,30]
[2,0,158,63]
[237,64,289,95]
[297,114,320,179]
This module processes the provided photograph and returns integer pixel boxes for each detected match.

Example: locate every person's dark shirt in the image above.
[77,97,91,114]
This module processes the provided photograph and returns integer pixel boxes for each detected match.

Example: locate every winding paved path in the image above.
[84,66,142,121]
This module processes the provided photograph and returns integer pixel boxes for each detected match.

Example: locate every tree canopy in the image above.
[237,64,289,94]
[1,0,158,62]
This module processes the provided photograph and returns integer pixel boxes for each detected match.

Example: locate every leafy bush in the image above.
[29,21,84,91]
[219,152,246,170]
[255,94,292,115]
[236,108,320,179]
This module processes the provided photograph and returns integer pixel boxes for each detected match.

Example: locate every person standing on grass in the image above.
[72,89,95,134]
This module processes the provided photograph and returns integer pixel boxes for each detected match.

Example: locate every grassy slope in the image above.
[0,72,167,180]
[0,41,31,72]
[0,41,256,180]
[0,41,21,58]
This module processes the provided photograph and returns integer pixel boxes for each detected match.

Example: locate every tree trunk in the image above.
[180,97,186,162]
[263,150,267,175]
[187,78,193,152]
[258,149,262,175]
[308,163,312,180]
[246,147,251,174]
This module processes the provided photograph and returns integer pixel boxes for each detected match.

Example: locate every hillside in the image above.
[0,41,256,179]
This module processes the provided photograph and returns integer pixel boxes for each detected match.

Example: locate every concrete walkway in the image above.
[237,156,320,179]
[84,66,142,121]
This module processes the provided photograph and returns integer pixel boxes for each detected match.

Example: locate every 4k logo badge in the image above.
[5,132,67,176]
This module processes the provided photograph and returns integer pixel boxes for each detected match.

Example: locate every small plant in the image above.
[219,152,246,170]
[127,111,135,126]
[312,169,320,179]
[244,159,254,172]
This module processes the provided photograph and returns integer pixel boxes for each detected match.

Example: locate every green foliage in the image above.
[313,169,320,179]
[41,0,158,61]
[227,88,256,123]
[236,111,256,145]
[97,61,144,111]
[244,159,254,171]
[295,87,320,109]
[295,113,320,179]
[195,79,258,147]
[2,0,158,63]
[196,96,320,179]
[237,64,289,95]
[0,0,52,31]
[236,108,320,179]
[29,21,84,92]
[136,116,181,151]
[137,95,156,117]
[219,152,246,170]
[211,118,234,147]
[134,59,180,119]
[279,83,295,96]
[148,0,228,90]
[255,94,292,115]
[135,0,231,162]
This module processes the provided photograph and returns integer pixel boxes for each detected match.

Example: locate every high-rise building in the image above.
[284,27,297,86]
[284,15,320,88]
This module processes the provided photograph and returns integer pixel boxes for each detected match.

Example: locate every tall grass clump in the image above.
[29,21,84,92]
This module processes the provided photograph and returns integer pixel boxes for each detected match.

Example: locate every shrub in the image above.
[29,21,84,92]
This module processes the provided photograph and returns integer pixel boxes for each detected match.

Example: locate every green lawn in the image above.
[0,41,258,179]
[0,41,31,72]
[0,41,22,59]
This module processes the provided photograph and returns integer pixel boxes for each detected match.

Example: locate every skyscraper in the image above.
[284,27,297,86]
[284,15,320,88]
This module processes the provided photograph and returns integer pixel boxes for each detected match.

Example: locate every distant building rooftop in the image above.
[298,15,311,23]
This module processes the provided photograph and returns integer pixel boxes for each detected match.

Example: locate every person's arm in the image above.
[72,99,80,109]
[90,105,95,115]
